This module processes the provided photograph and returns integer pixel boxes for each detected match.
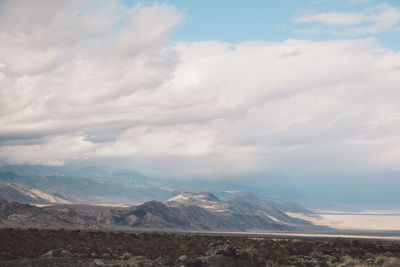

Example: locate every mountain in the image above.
[0,164,315,230]
[97,201,244,231]
[0,200,98,229]
[0,184,70,204]
[270,201,313,214]
[166,192,311,230]
[168,192,221,204]
[167,192,230,213]
[0,199,290,231]
[0,165,178,204]
[0,164,309,208]
[227,195,311,225]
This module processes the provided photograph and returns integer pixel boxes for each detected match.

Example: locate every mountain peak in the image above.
[167,192,221,204]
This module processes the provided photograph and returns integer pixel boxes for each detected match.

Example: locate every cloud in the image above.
[348,0,372,4]
[1,1,400,178]
[294,12,368,26]
[0,1,182,140]
[294,4,400,36]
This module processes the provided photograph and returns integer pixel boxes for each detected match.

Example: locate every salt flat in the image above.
[287,211,400,231]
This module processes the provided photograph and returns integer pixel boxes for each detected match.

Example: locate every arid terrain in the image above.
[1,228,400,267]
[0,195,314,232]
[288,210,400,231]
[1,165,400,266]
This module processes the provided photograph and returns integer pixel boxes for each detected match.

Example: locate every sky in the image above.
[0,0,400,186]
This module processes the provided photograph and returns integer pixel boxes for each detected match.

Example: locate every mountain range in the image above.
[0,165,178,204]
[0,192,315,231]
[0,164,321,232]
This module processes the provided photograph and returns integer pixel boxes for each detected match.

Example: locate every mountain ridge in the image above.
[0,164,317,231]
[0,199,291,231]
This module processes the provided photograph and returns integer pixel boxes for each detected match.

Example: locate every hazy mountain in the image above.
[0,164,301,207]
[271,201,313,214]
[166,192,311,229]
[0,183,317,231]
[0,199,289,231]
[0,165,178,204]
[227,195,311,225]
[0,165,314,229]
[166,192,229,213]
[0,184,70,204]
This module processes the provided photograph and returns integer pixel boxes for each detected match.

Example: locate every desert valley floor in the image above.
[1,228,400,267]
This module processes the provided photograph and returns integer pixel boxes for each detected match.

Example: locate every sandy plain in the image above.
[287,210,400,231]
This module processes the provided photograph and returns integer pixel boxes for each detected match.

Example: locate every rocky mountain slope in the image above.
[227,195,311,225]
[0,200,98,229]
[0,164,318,231]
[0,193,315,231]
[0,184,70,204]
[0,164,313,208]
[102,200,288,231]
[167,192,229,212]
[0,164,309,206]
[166,192,311,228]
[0,165,178,204]
[0,198,291,231]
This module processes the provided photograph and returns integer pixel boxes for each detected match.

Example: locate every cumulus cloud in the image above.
[1,1,400,177]
[0,1,182,141]
[294,4,400,36]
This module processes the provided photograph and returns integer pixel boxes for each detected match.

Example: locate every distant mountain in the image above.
[0,200,98,229]
[166,192,311,229]
[270,201,313,214]
[98,201,243,231]
[0,165,178,204]
[0,164,314,231]
[166,192,230,213]
[227,195,311,225]
[0,164,310,208]
[168,192,221,203]
[0,184,319,231]
[0,184,70,204]
[0,199,289,231]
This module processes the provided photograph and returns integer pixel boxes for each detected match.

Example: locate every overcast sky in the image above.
[0,0,400,180]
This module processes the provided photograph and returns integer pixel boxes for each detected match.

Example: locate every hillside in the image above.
[0,165,177,204]
[0,184,70,204]
[0,199,290,231]
[166,192,311,228]
[0,165,316,231]
[0,200,98,229]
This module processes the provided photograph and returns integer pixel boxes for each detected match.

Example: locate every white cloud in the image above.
[294,4,400,36]
[294,12,368,26]
[1,1,400,177]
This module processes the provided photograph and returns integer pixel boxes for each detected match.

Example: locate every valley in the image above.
[1,164,400,235]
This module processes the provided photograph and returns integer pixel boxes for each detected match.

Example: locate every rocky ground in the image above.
[0,228,400,266]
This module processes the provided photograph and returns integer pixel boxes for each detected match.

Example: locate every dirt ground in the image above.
[1,228,400,266]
